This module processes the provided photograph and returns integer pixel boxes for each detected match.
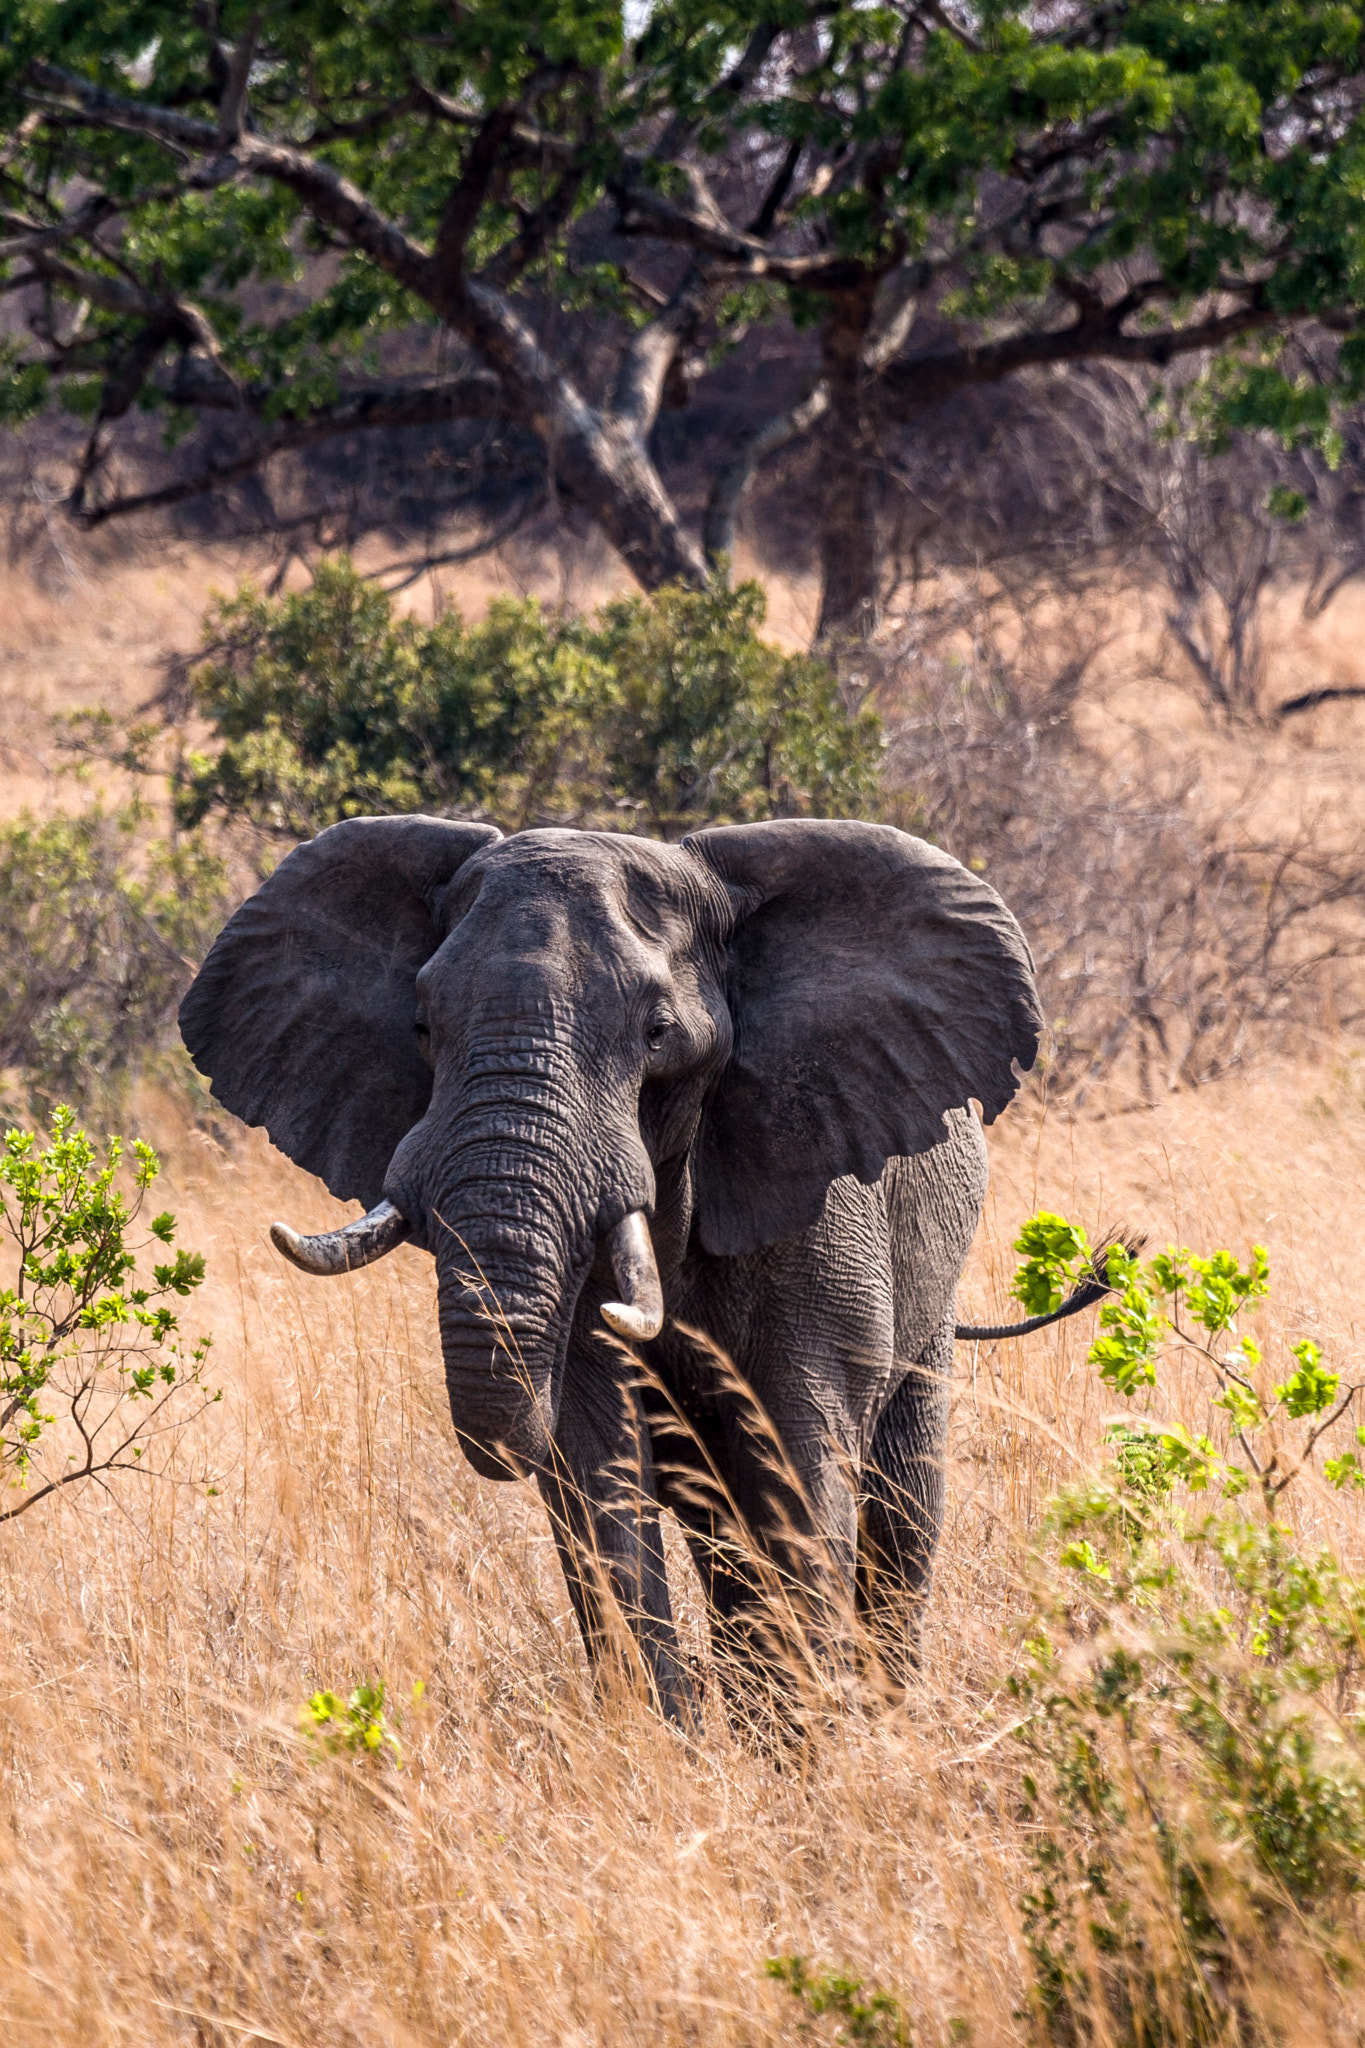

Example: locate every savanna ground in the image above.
[4,534,1365,2045]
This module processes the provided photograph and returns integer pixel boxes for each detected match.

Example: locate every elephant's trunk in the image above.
[426,1042,653,1474]
[273,1020,660,1477]
[431,1171,580,1478]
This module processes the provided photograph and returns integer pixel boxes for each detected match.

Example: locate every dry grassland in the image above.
[1,542,1364,2045]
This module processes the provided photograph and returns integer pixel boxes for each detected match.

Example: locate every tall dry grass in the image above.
[2,1055,1365,2046]
[4,542,1365,2042]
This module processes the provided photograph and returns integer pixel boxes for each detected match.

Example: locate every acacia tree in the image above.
[4,2,1365,638]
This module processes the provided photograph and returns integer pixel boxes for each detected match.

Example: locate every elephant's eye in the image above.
[645,1017,671,1051]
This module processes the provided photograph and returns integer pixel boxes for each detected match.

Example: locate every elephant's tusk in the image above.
[600,1210,664,1343]
[270,1198,410,1276]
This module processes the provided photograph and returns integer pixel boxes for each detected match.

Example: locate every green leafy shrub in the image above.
[0,1107,217,1522]
[301,1680,404,1765]
[1007,1214,1365,2044]
[766,1956,915,2046]
[0,801,228,1115]
[586,580,882,836]
[177,558,882,840]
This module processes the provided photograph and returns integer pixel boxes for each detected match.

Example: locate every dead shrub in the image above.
[876,605,1365,1107]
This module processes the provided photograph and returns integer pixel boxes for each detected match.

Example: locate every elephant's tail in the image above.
[954,1231,1145,1343]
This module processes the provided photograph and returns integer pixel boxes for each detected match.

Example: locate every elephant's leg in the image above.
[660,1398,860,1725]
[857,1311,954,1685]
[536,1337,695,1725]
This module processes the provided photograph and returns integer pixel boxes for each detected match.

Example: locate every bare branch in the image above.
[70,371,512,528]
[1276,685,1365,720]
[704,381,830,568]
[217,9,263,143]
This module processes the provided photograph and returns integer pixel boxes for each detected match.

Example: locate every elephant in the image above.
[180,814,1080,1722]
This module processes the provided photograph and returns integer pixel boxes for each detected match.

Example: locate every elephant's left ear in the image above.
[682,819,1042,1256]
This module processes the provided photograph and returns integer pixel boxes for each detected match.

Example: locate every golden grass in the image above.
[3,548,1365,2042]
[0,1055,1361,2046]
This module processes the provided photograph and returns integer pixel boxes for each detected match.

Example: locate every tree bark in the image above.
[815,283,883,645]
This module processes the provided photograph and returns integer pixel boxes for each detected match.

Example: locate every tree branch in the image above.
[653,20,782,159]
[878,302,1282,417]
[612,169,876,288]
[27,59,220,151]
[483,159,587,290]
[700,257,926,567]
[21,54,707,590]
[303,88,425,145]
[0,190,120,263]
[1276,684,1365,719]
[703,379,831,568]
[28,248,225,350]
[749,138,803,237]
[434,104,520,282]
[25,63,438,299]
[217,10,262,143]
[611,265,720,436]
[70,371,512,528]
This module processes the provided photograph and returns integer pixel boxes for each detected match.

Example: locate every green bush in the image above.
[176,558,883,840]
[301,1680,405,1766]
[0,802,228,1116]
[780,1224,1365,2044]
[0,1107,216,1522]
[766,1956,915,2046]
[1008,1218,1365,2044]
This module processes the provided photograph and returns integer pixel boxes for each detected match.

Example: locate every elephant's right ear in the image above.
[179,816,501,1208]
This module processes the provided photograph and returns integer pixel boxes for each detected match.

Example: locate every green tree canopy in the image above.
[178,556,882,837]
[4,3,1365,634]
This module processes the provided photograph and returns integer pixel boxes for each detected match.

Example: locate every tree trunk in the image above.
[815,284,884,645]
[445,276,708,594]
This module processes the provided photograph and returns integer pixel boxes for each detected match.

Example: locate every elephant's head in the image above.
[179,818,1041,1478]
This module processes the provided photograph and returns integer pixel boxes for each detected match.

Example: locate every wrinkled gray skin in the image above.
[180,817,1042,1720]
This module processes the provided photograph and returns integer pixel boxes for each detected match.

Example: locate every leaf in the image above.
[1275,1339,1340,1418]
[1012,1211,1093,1316]
[152,1251,206,1297]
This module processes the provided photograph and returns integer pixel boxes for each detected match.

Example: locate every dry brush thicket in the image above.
[875,580,1365,1111]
